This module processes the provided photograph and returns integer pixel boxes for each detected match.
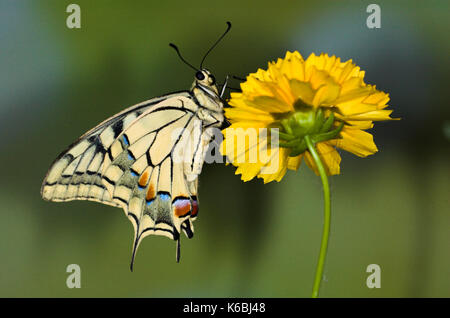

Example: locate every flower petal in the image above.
[289,80,315,105]
[287,155,303,171]
[329,127,378,157]
[279,51,305,80]
[344,109,395,121]
[259,147,290,183]
[248,96,294,113]
[304,142,341,175]
[312,81,341,107]
[225,106,274,124]
[235,162,263,182]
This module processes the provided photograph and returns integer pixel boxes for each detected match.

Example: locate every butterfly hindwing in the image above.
[67,95,207,266]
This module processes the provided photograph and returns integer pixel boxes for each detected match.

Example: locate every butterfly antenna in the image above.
[200,21,232,69]
[169,43,199,72]
[232,75,246,81]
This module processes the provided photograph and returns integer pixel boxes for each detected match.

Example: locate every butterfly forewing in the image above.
[41,92,191,205]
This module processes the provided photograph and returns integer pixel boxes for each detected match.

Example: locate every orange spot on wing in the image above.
[139,171,149,187]
[146,184,155,201]
[174,200,191,217]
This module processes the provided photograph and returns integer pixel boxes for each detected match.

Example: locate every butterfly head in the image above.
[191,69,225,122]
[194,69,217,93]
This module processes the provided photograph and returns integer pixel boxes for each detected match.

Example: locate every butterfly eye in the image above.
[196,71,205,81]
[209,75,216,85]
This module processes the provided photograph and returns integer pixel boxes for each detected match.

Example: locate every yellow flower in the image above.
[221,51,397,183]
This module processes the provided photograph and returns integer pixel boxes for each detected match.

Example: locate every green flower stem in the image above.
[304,135,331,298]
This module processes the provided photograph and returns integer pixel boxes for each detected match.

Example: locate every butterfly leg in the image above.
[220,75,229,98]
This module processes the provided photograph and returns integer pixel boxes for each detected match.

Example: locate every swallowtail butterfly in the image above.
[41,22,232,270]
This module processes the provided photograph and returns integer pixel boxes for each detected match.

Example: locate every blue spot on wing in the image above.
[146,193,171,207]
[130,170,138,177]
[159,193,171,201]
[122,134,130,146]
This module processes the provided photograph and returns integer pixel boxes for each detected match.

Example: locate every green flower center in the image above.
[276,100,344,157]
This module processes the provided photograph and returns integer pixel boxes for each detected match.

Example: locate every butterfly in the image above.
[41,22,232,270]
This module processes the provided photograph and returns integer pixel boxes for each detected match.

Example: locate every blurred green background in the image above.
[0,0,449,297]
